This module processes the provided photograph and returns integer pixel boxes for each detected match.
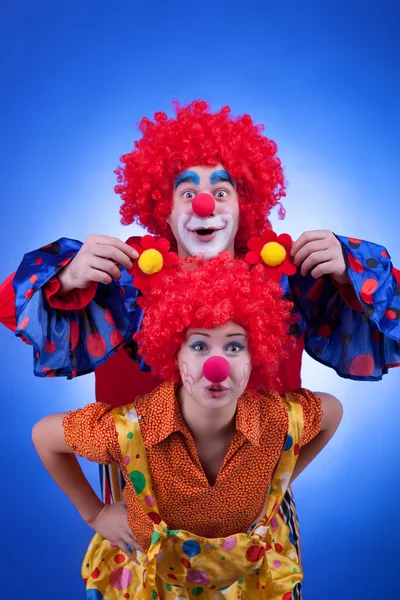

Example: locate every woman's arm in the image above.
[291,392,343,482]
[32,414,141,560]
[32,414,105,522]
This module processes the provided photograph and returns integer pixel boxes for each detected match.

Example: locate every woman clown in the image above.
[32,252,343,599]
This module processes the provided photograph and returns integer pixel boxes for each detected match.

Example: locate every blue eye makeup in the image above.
[188,340,210,353]
[224,341,246,353]
[209,170,235,188]
[174,171,200,189]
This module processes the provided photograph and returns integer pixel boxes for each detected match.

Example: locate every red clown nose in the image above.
[192,193,216,218]
[203,356,230,383]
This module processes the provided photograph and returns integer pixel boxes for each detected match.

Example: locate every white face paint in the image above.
[177,214,236,258]
[167,164,240,258]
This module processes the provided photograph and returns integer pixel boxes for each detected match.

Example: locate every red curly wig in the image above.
[115,100,286,249]
[134,254,294,390]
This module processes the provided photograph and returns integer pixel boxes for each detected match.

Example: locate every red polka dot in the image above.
[105,309,116,326]
[110,330,124,347]
[45,339,56,354]
[124,594,130,599]
[86,332,107,358]
[318,324,331,338]
[385,309,397,320]
[293,286,301,299]
[347,252,364,273]
[136,454,140,459]
[114,554,126,564]
[59,258,70,267]
[25,288,34,300]
[294,443,300,456]
[210,586,216,590]
[265,542,272,551]
[92,567,100,579]
[275,543,283,553]
[167,573,177,581]
[360,278,378,304]
[19,316,30,329]
[381,251,389,258]
[371,328,380,343]
[392,267,400,284]
[181,558,191,568]
[282,593,293,600]
[349,354,375,377]
[70,321,80,350]
[312,306,319,317]
[348,237,361,244]
[307,278,325,302]
[148,512,162,524]
[30,274,38,284]
[246,545,265,562]
[35,257,43,265]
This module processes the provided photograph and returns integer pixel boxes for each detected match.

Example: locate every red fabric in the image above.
[0,272,17,331]
[332,277,363,312]
[44,277,98,310]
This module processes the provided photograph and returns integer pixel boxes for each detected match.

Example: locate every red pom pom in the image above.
[203,356,230,383]
[192,193,215,218]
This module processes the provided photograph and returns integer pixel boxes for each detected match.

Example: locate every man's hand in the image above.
[86,501,143,564]
[57,235,139,295]
[291,230,349,284]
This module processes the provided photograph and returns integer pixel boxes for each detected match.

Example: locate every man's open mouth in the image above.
[193,227,218,236]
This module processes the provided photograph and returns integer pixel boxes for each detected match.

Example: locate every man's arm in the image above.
[289,230,400,381]
[8,236,142,378]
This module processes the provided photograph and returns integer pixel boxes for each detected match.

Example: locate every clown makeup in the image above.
[177,322,252,412]
[167,165,239,259]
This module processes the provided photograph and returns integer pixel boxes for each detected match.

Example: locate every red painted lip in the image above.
[205,385,228,399]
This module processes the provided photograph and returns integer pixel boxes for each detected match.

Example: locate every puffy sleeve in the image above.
[63,402,123,464]
[290,389,323,446]
[289,235,400,381]
[12,238,145,379]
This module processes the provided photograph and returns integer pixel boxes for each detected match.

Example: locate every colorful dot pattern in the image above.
[63,382,322,598]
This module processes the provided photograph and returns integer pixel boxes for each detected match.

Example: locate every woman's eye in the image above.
[226,342,245,353]
[183,191,195,199]
[190,341,209,352]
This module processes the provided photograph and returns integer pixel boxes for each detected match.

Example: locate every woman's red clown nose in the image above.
[192,194,215,218]
[203,356,230,383]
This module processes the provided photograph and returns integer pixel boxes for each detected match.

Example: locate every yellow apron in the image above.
[83,394,303,599]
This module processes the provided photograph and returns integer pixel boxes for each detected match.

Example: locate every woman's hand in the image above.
[86,501,144,564]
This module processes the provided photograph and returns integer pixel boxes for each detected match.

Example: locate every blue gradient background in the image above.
[0,1,399,598]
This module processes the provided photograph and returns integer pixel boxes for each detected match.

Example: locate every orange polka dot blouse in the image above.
[63,382,322,551]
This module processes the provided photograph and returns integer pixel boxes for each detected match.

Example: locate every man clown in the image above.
[1,100,399,597]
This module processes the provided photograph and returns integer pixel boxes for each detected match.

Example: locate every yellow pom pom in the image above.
[260,242,286,267]
[138,249,164,274]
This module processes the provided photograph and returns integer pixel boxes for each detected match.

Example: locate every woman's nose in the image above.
[203,356,230,383]
[192,193,216,218]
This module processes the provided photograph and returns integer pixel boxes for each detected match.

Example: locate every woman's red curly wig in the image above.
[115,100,286,249]
[134,254,294,390]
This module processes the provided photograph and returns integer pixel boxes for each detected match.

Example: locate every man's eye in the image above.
[215,190,228,198]
[183,191,195,199]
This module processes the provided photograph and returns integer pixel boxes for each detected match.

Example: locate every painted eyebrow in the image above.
[188,332,246,339]
[174,170,201,189]
[209,169,235,187]
[188,332,210,338]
